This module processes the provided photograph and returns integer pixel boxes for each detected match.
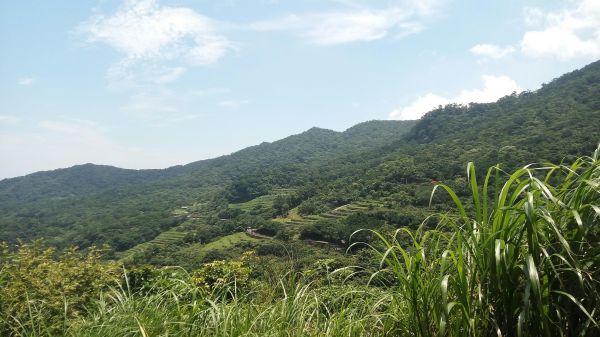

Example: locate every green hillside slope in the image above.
[0,120,415,250]
[1,60,599,255]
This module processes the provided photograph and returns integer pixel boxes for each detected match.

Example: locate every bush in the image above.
[255,242,288,257]
[255,220,282,236]
[0,241,120,336]
[191,259,251,296]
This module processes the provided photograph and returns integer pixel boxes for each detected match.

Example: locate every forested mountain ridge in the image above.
[278,60,600,215]
[390,59,600,176]
[0,164,176,207]
[0,120,415,249]
[1,60,600,254]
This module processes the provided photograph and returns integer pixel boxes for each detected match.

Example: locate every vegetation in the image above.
[1,60,599,255]
[1,151,598,336]
[1,60,600,336]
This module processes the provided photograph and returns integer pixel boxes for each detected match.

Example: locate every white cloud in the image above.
[523,7,544,27]
[520,0,600,60]
[0,119,197,179]
[0,115,21,124]
[248,1,443,45]
[18,77,35,86]
[78,0,234,84]
[389,93,447,120]
[470,44,515,59]
[190,87,230,97]
[0,115,20,123]
[389,75,522,120]
[218,99,251,109]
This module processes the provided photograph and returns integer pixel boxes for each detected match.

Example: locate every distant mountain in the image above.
[0,164,174,206]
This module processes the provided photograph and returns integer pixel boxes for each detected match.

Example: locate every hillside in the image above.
[399,60,600,173]
[1,61,600,256]
[0,120,415,250]
[0,164,176,207]
[1,60,600,337]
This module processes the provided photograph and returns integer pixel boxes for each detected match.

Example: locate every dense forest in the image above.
[1,61,600,336]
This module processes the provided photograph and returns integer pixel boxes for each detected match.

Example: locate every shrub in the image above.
[191,259,251,297]
[0,241,120,336]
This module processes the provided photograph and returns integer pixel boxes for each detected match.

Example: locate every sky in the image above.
[1,0,599,179]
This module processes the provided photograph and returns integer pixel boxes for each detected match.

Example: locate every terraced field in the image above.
[280,200,383,233]
[119,228,188,261]
[174,232,260,259]
[229,188,296,212]
[120,198,382,262]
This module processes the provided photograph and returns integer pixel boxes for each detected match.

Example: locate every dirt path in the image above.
[245,228,273,239]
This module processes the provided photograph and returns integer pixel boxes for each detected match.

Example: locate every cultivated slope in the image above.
[0,120,415,249]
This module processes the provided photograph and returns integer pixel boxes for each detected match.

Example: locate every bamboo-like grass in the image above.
[356,147,600,336]
[68,273,394,337]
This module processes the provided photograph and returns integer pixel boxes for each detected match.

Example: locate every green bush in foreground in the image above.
[0,242,119,336]
[1,149,599,336]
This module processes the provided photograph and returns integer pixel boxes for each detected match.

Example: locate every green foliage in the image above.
[191,253,253,296]
[0,150,598,336]
[0,241,120,336]
[1,60,600,336]
[298,198,329,215]
[356,150,600,336]
[0,120,415,251]
[299,213,385,244]
[255,220,283,236]
[255,241,288,257]
[272,194,291,216]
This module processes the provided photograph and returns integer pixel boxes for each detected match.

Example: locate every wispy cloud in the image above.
[18,77,35,86]
[248,1,444,45]
[470,44,515,59]
[190,87,230,97]
[218,99,251,109]
[520,0,600,60]
[77,0,238,123]
[119,89,202,123]
[0,115,20,123]
[389,75,522,120]
[78,0,234,85]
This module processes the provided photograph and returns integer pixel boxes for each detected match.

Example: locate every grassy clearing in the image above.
[175,232,260,258]
[229,194,279,211]
[273,207,303,223]
[119,228,189,261]
[230,189,296,212]
[285,200,380,226]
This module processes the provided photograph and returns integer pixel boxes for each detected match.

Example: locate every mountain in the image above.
[0,120,415,250]
[0,164,175,206]
[363,60,600,182]
[1,60,600,255]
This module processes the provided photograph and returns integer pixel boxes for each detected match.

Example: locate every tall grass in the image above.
[69,272,393,336]
[358,147,600,336]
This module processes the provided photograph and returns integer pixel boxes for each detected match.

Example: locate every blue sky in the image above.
[1,0,599,179]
